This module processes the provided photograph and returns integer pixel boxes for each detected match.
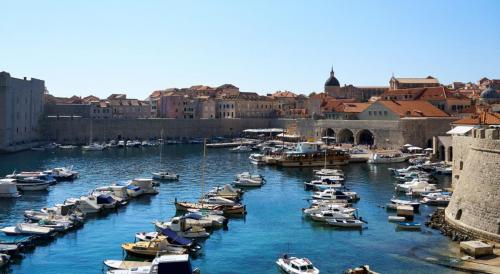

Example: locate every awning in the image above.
[243,128,284,133]
[407,146,422,151]
[446,126,474,135]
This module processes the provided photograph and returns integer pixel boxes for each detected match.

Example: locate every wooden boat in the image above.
[136,228,202,254]
[276,254,320,274]
[121,238,187,258]
[175,201,246,216]
[397,221,421,230]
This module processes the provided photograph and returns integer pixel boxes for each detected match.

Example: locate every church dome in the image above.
[325,69,340,87]
[480,86,499,99]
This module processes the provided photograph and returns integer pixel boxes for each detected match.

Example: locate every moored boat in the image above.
[276,254,320,274]
[0,179,20,198]
[326,218,364,228]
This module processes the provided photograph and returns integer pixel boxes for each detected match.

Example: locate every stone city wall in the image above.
[445,128,500,243]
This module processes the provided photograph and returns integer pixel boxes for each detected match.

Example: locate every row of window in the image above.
[368,110,388,116]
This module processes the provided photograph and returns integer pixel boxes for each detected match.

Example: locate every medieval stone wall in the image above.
[445,128,500,243]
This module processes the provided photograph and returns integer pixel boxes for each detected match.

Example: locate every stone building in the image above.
[445,125,500,243]
[0,71,45,152]
[389,76,440,90]
[323,69,388,101]
[324,68,340,96]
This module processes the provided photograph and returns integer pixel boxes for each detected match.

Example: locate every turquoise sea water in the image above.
[0,146,462,274]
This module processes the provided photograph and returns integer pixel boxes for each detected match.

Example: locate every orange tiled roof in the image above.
[452,111,500,125]
[334,102,371,113]
[271,90,297,98]
[378,100,449,117]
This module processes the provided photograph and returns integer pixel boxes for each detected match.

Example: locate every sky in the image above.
[1,0,499,99]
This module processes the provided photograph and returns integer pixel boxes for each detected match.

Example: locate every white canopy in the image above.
[403,144,413,147]
[446,126,474,135]
[243,128,284,133]
[424,148,433,151]
[407,146,423,151]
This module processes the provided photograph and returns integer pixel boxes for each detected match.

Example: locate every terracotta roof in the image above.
[309,93,332,100]
[392,76,439,84]
[377,100,449,117]
[320,98,357,111]
[334,102,371,113]
[452,111,500,125]
[271,90,297,98]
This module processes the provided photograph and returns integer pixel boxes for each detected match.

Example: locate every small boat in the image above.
[395,179,435,193]
[105,254,199,274]
[326,218,364,228]
[0,179,20,198]
[121,238,187,258]
[43,166,79,181]
[207,184,242,200]
[0,243,20,255]
[67,196,102,214]
[152,171,179,181]
[249,153,266,165]
[276,254,319,274]
[314,168,344,177]
[82,143,105,151]
[388,216,406,222]
[312,189,358,202]
[387,199,420,211]
[343,265,379,274]
[397,221,421,230]
[302,204,356,217]
[0,254,10,268]
[95,194,118,209]
[230,145,252,152]
[310,210,354,222]
[15,177,51,191]
[117,140,125,148]
[59,145,78,149]
[154,217,210,238]
[127,178,158,195]
[368,153,407,164]
[0,223,55,236]
[199,196,236,206]
[304,177,343,191]
[175,200,247,216]
[420,192,451,206]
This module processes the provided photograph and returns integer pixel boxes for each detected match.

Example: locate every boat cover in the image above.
[96,194,115,204]
[183,213,202,220]
[126,185,140,191]
[161,228,192,246]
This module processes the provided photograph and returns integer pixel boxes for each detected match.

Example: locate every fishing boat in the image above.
[368,153,407,164]
[326,218,364,228]
[154,217,209,238]
[0,223,55,236]
[0,179,20,198]
[105,254,199,274]
[276,254,320,274]
[275,142,350,167]
[43,166,79,181]
[121,238,188,258]
[396,221,421,230]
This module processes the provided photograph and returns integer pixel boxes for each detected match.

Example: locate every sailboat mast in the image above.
[160,129,163,164]
[201,138,206,200]
[89,119,93,145]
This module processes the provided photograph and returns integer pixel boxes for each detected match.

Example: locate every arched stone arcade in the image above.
[336,128,354,144]
[356,129,375,145]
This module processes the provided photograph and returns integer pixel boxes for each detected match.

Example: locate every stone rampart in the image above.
[445,128,500,243]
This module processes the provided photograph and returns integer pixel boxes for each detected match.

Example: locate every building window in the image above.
[369,111,372,116]
[384,111,387,116]
[459,161,463,170]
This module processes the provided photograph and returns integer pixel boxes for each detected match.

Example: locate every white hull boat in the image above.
[0,179,20,197]
[152,171,179,181]
[1,223,55,236]
[199,196,236,206]
[16,180,51,191]
[368,153,407,164]
[326,218,364,228]
[127,178,158,195]
[82,143,105,151]
[276,255,320,274]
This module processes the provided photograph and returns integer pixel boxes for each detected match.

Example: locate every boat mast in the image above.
[89,119,93,145]
[201,138,206,204]
[160,129,163,164]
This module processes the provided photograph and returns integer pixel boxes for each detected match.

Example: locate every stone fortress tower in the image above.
[445,127,500,243]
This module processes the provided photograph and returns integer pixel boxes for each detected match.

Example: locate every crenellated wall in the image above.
[445,128,500,243]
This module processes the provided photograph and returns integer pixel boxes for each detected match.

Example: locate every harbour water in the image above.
[0,145,462,274]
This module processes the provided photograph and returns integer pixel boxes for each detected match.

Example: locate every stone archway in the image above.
[337,128,354,144]
[357,129,375,145]
[325,128,335,137]
[322,128,336,145]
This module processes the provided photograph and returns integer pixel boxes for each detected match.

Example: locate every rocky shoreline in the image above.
[425,208,473,242]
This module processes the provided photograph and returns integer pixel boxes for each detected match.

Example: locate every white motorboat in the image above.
[326,218,364,228]
[127,178,158,195]
[117,140,125,148]
[249,153,266,165]
[59,145,77,149]
[387,199,420,211]
[43,166,79,180]
[154,217,210,238]
[276,254,319,274]
[314,168,344,177]
[304,177,343,191]
[0,179,20,198]
[0,223,55,236]
[420,192,451,206]
[152,171,179,181]
[15,177,51,191]
[82,143,105,151]
[94,185,130,203]
[233,177,264,187]
[199,196,236,206]
[368,153,407,164]
[395,179,434,193]
[230,145,252,152]
[302,204,356,217]
[66,196,102,214]
[207,184,242,200]
[105,254,199,274]
[312,189,358,202]
[236,172,264,182]
[388,216,406,222]
[310,210,354,222]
